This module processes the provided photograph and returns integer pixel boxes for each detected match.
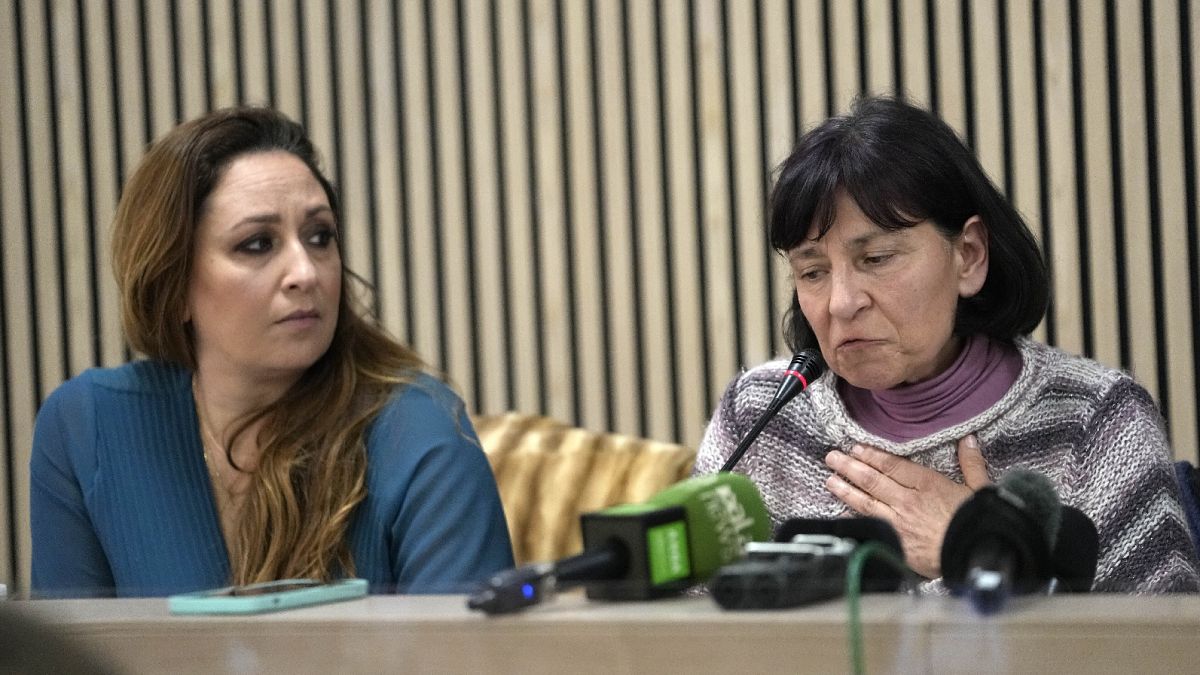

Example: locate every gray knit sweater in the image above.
[694,338,1200,593]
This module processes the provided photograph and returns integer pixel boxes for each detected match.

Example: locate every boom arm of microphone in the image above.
[720,349,826,473]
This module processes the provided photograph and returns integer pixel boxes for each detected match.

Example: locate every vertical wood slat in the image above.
[828,0,860,109]
[1151,0,1198,460]
[726,0,774,375]
[1077,0,1122,371]
[528,0,573,424]
[897,0,931,106]
[398,0,440,369]
[366,0,406,342]
[0,0,19,593]
[331,2,375,308]
[863,0,895,94]
[208,0,240,109]
[795,1,828,137]
[267,0,304,119]
[592,0,641,437]
[969,0,1005,197]
[561,0,607,432]
[1114,0,1160,402]
[627,0,674,443]
[1192,0,1200,457]
[693,0,737,419]
[660,0,707,443]
[429,0,477,409]
[461,0,507,414]
[25,0,64,416]
[1005,0,1047,346]
[5,0,1200,595]
[144,0,176,132]
[1043,0,1085,357]
[82,1,125,370]
[50,3,91,380]
[22,0,61,593]
[932,0,967,131]
[239,0,271,104]
[176,1,209,119]
[760,0,798,362]
[494,0,542,416]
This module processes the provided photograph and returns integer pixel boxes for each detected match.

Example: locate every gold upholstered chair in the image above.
[472,413,696,565]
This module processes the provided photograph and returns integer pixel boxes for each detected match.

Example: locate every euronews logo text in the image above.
[700,484,757,560]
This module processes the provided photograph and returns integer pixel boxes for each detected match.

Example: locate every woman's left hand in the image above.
[823,435,991,579]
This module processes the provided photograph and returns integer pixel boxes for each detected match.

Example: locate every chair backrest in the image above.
[473,413,696,565]
[1174,460,1200,561]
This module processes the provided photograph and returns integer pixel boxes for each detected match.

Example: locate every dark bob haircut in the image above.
[769,96,1049,353]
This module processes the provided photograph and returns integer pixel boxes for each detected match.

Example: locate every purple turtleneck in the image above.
[838,334,1023,442]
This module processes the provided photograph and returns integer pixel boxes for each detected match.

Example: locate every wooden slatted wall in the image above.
[1,0,1197,592]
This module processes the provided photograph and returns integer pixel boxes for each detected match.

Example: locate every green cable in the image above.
[845,542,911,675]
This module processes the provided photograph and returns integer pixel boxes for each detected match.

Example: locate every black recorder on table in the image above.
[711,517,907,610]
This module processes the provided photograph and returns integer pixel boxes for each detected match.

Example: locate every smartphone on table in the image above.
[169,578,368,615]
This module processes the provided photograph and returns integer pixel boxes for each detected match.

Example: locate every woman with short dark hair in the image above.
[694,96,1199,592]
[30,107,513,597]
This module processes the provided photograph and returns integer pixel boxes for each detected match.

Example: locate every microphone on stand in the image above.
[721,349,826,473]
[469,350,823,615]
[940,469,1099,614]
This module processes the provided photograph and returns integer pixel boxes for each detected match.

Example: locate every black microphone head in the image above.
[787,349,827,386]
[940,483,1055,595]
[1052,505,1099,592]
[775,516,905,591]
[998,469,1062,546]
[768,349,827,411]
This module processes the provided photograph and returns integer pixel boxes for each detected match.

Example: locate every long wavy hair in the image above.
[111,106,424,584]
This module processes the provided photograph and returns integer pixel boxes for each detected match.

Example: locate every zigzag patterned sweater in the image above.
[694,338,1200,592]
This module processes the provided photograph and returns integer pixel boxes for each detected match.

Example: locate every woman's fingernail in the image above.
[965,434,980,449]
[850,444,865,456]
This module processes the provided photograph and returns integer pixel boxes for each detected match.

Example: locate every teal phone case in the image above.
[168,578,368,615]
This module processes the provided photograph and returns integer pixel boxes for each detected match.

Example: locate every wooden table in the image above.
[12,592,1200,674]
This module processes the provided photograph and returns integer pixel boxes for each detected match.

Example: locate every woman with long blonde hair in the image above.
[30,107,513,596]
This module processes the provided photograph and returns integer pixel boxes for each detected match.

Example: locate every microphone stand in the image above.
[720,350,825,472]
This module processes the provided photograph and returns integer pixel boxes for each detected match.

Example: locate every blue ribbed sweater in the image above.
[30,360,514,597]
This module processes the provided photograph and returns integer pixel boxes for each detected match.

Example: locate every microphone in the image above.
[940,469,1059,614]
[468,472,771,614]
[720,349,826,473]
[1050,505,1099,592]
[710,517,908,610]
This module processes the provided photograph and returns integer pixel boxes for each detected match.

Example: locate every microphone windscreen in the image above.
[940,484,1055,593]
[580,472,772,600]
[1051,505,1099,592]
[775,516,905,591]
[658,472,773,576]
[998,469,1062,546]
